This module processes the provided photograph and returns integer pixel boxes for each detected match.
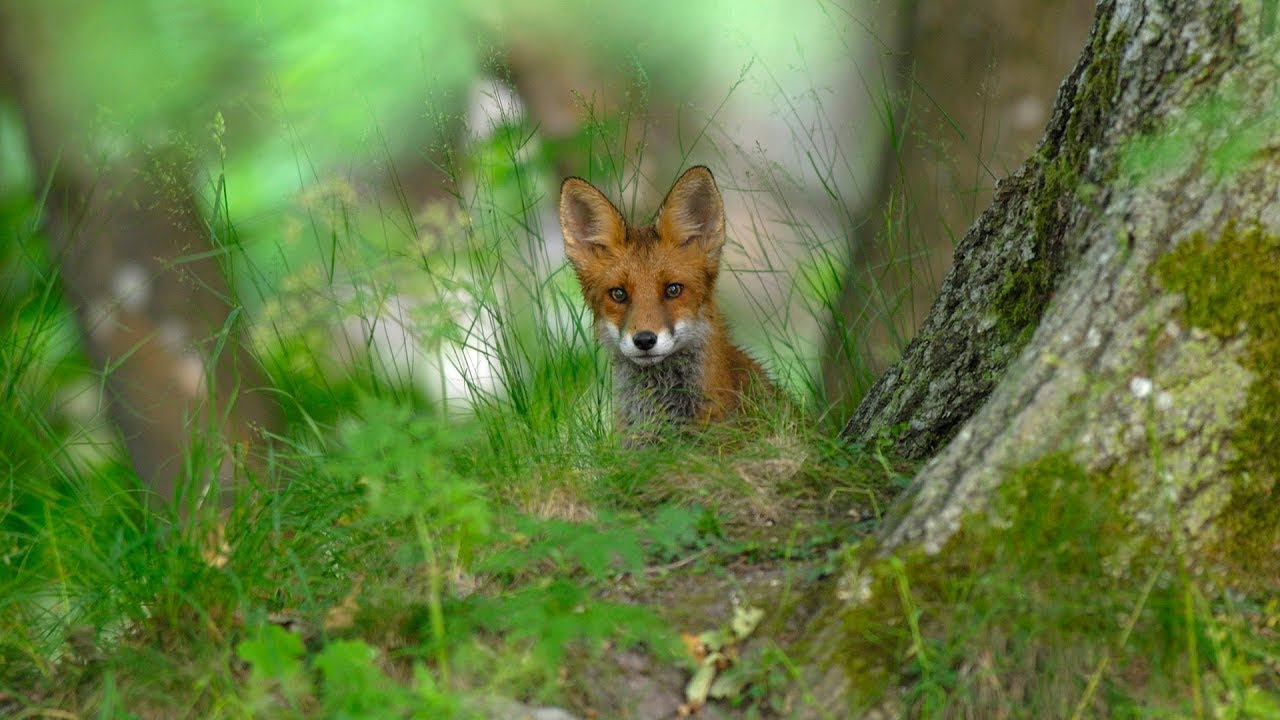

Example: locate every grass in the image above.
[3,46,1280,720]
[0,83,904,719]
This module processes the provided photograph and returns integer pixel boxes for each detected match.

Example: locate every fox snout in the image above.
[602,320,698,366]
[633,331,657,351]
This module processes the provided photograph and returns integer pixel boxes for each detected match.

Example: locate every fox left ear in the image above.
[658,166,726,263]
[560,177,627,274]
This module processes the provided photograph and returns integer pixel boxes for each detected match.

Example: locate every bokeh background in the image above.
[0,0,1092,505]
[1,1,1113,715]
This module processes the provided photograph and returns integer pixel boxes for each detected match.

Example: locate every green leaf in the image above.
[314,640,410,719]
[236,624,304,681]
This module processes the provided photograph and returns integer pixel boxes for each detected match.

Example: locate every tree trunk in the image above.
[821,0,1094,417]
[1,20,282,514]
[802,0,1280,714]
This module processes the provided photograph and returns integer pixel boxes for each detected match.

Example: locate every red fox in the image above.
[558,166,774,438]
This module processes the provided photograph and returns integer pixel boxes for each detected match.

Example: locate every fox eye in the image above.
[665,283,683,299]
[608,287,628,303]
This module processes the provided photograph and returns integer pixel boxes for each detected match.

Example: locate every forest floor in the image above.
[1,403,909,719]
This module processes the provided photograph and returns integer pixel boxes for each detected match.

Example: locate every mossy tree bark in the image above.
[804,0,1280,714]
[821,0,1093,418]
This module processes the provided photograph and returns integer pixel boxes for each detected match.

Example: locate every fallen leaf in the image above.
[681,632,708,662]
[731,605,765,640]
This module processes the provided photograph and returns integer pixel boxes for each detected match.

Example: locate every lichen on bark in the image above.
[1154,222,1280,590]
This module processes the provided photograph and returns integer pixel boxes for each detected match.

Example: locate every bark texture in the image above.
[822,0,1094,415]
[805,0,1280,713]
[843,0,1263,460]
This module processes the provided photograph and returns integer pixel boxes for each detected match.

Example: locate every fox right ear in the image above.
[657,166,725,264]
[559,178,626,269]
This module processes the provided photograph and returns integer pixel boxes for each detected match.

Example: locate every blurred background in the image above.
[0,0,1093,510]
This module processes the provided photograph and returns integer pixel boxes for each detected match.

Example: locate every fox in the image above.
[558,166,775,439]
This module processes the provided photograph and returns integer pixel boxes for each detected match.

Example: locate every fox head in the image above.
[559,166,727,367]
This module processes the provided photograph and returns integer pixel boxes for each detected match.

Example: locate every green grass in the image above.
[3,52,1280,720]
[0,85,901,719]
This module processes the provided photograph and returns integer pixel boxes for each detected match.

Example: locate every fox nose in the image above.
[633,331,658,351]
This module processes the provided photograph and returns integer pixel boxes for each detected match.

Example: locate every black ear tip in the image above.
[682,165,715,183]
[675,167,720,197]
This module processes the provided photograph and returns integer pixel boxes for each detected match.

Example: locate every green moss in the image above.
[992,261,1054,347]
[1154,221,1280,588]
[993,14,1126,346]
[819,454,1194,716]
[811,222,1280,716]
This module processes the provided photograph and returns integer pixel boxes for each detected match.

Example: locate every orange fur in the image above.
[559,166,773,436]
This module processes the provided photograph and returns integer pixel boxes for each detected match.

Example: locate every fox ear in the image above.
[559,178,626,270]
[657,166,725,262]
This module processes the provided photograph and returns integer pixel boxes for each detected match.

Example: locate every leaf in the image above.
[484,515,646,580]
[237,624,304,681]
[647,505,704,560]
[684,655,719,709]
[731,606,765,640]
[708,665,751,700]
[314,639,410,717]
[681,632,708,662]
[678,606,767,711]
[461,580,671,665]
